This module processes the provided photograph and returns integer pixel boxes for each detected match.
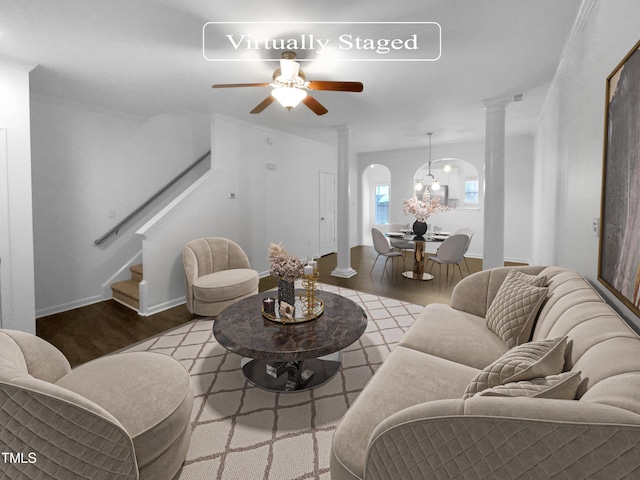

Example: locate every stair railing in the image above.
[94,150,211,246]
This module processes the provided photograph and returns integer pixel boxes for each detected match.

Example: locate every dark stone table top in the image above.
[213,290,368,362]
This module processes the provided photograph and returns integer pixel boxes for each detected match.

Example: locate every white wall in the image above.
[0,58,36,333]
[30,95,210,316]
[359,135,535,262]
[137,114,337,314]
[532,0,640,330]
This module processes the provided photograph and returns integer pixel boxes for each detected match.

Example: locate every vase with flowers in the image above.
[268,243,304,314]
[402,191,451,239]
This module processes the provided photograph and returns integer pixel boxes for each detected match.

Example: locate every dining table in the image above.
[386,230,451,280]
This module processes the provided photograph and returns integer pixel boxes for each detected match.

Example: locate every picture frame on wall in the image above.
[598,38,640,318]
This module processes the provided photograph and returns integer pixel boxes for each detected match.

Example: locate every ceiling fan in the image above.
[212,51,363,116]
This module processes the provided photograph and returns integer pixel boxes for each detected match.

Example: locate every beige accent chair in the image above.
[0,329,193,480]
[183,237,259,316]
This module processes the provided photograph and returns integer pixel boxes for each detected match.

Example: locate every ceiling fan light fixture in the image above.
[279,60,300,82]
[271,87,307,110]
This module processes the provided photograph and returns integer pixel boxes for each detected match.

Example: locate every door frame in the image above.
[319,171,337,256]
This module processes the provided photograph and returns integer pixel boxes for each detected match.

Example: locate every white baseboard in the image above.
[36,294,108,318]
[138,297,186,317]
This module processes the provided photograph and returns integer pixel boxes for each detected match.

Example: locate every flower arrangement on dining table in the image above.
[402,191,451,223]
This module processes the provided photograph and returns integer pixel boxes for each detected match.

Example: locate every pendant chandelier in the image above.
[414,132,440,192]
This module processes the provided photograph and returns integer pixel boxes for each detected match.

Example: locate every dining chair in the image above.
[370,228,405,280]
[425,234,470,289]
[453,227,474,274]
[388,222,413,260]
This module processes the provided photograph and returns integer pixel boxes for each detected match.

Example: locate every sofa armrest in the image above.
[3,329,71,382]
[1,379,138,479]
[365,397,640,480]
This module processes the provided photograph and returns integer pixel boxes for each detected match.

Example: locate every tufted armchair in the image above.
[182,237,259,317]
[0,329,193,480]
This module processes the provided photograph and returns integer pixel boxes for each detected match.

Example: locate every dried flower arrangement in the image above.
[268,243,304,282]
[402,191,451,223]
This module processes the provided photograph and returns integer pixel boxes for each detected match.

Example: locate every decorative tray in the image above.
[262,295,324,324]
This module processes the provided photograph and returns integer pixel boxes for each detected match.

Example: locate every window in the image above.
[374,185,389,225]
[464,179,479,205]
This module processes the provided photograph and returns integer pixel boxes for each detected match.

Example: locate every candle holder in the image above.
[301,271,319,317]
[262,297,276,315]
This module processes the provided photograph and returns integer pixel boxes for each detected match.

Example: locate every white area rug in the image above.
[124,284,423,480]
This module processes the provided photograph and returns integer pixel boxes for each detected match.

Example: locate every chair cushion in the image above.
[485,270,548,347]
[56,352,193,470]
[462,336,568,399]
[193,268,259,302]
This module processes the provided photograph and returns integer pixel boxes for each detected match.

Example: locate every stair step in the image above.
[130,263,143,283]
[111,279,140,310]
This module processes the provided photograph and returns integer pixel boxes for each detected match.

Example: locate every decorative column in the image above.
[331,125,357,278]
[482,96,511,270]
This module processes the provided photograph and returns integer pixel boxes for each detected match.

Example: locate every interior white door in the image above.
[319,171,336,256]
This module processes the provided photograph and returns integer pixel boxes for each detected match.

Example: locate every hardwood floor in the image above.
[37,245,502,367]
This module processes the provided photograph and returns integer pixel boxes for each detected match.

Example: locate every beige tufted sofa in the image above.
[183,237,259,317]
[331,266,640,479]
[0,330,193,479]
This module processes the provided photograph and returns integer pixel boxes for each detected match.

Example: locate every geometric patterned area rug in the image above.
[123,283,424,480]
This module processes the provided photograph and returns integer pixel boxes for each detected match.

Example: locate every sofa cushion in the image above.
[56,352,193,470]
[399,303,509,369]
[474,371,581,399]
[463,336,567,399]
[486,270,548,348]
[332,345,479,480]
[193,268,259,302]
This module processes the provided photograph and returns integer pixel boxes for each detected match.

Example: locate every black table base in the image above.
[241,352,342,393]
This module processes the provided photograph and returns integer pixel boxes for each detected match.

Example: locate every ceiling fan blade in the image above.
[250,95,276,114]
[306,81,364,92]
[212,83,270,89]
[302,95,328,116]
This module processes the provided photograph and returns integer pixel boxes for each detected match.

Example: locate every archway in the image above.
[411,158,482,255]
[413,158,482,210]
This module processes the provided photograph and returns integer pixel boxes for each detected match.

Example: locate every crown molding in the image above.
[538,0,597,121]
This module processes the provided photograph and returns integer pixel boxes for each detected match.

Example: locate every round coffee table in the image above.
[213,290,367,392]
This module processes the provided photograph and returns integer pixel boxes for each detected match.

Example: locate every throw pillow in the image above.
[486,270,549,347]
[507,270,547,287]
[463,336,568,399]
[474,370,581,400]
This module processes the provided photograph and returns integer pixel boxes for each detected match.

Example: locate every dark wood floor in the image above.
[37,245,505,367]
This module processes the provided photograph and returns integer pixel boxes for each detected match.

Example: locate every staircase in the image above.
[111,264,143,311]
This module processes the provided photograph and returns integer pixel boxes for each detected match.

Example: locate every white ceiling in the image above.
[0,0,582,153]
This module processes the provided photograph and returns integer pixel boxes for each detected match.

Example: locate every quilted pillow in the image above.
[463,336,568,399]
[474,370,581,400]
[486,270,548,347]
